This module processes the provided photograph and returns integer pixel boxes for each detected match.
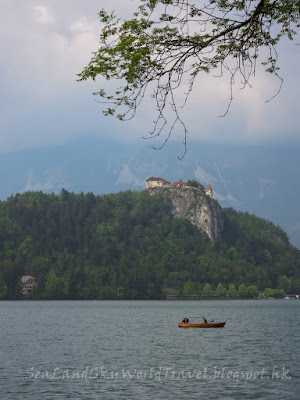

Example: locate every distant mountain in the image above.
[1,137,299,248]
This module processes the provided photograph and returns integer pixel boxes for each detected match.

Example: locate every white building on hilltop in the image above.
[146,177,171,189]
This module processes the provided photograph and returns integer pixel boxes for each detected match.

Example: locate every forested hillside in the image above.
[0,190,299,300]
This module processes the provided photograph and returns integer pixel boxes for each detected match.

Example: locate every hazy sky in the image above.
[1,0,299,153]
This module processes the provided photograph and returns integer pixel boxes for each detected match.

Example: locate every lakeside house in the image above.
[20,276,37,296]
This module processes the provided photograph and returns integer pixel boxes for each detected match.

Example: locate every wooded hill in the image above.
[0,189,299,300]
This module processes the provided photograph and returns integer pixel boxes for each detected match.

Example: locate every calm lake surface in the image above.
[0,300,299,399]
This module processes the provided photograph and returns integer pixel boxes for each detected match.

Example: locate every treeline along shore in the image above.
[0,189,299,300]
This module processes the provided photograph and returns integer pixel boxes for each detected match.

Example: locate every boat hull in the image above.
[178,322,226,328]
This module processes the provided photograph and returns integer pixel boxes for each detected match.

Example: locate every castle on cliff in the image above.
[145,177,215,199]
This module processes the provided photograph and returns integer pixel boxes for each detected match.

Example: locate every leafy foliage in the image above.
[186,179,203,189]
[0,190,299,299]
[78,0,300,155]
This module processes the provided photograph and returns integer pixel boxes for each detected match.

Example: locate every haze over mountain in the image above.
[1,1,299,251]
[1,137,299,249]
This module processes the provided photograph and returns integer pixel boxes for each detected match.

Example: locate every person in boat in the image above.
[182,317,189,323]
[200,316,207,324]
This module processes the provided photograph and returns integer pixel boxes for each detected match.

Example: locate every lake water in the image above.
[0,300,299,399]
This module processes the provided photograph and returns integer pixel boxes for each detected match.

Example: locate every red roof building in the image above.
[205,184,213,197]
[171,179,186,187]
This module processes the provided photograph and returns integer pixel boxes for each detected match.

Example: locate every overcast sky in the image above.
[1,0,299,153]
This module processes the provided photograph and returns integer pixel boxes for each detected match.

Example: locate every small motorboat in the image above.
[178,321,226,328]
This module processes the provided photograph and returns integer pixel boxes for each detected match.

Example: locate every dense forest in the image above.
[0,189,299,300]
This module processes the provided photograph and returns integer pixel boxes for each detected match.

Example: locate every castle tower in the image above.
[205,184,213,198]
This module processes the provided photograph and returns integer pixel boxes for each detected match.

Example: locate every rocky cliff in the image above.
[147,186,224,240]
